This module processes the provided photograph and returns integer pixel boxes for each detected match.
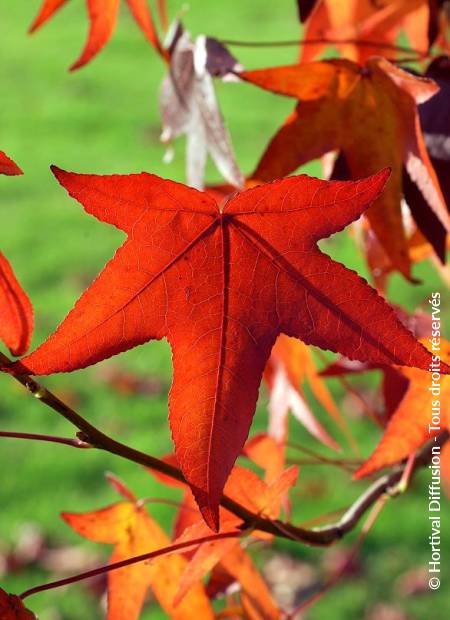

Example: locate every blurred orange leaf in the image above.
[356,338,450,478]
[62,495,214,619]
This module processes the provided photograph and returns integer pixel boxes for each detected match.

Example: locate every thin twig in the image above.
[287,458,358,470]
[314,350,384,429]
[20,531,242,600]
[286,441,362,471]
[218,37,425,57]
[0,430,91,448]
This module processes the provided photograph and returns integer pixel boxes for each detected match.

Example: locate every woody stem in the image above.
[20,531,242,600]
[218,36,425,57]
[1,351,447,545]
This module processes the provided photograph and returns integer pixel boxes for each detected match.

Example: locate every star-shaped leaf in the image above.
[172,464,297,607]
[403,55,450,263]
[265,334,345,450]
[10,166,441,529]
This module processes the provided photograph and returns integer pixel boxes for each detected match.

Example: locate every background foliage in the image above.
[0,1,448,618]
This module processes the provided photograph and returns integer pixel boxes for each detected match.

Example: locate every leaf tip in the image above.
[50,165,70,187]
[200,504,220,533]
[0,151,23,176]
[50,164,64,176]
[374,166,391,189]
[353,462,373,479]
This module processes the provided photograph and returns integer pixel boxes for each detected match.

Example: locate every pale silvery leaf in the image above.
[159,28,244,190]
[268,359,339,450]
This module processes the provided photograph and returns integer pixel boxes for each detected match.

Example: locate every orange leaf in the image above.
[300,0,431,63]
[356,338,450,478]
[241,58,448,279]
[173,465,297,605]
[220,546,281,620]
[11,167,441,529]
[63,500,214,619]
[243,433,285,483]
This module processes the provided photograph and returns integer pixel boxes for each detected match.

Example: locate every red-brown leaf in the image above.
[11,166,441,529]
[0,160,33,356]
[0,589,36,620]
[0,253,33,356]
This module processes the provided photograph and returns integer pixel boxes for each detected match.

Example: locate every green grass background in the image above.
[0,1,448,618]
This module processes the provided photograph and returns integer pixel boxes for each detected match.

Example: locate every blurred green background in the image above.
[0,1,448,618]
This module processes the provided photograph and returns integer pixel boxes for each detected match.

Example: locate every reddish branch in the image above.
[0,430,91,448]
[19,531,242,600]
[218,36,426,57]
[0,350,447,546]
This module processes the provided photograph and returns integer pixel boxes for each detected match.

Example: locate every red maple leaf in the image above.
[9,166,441,529]
[29,0,165,71]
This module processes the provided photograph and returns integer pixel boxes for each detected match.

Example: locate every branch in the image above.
[1,351,447,546]
[217,36,425,57]
[19,531,242,600]
[288,494,389,618]
[0,430,91,448]
[286,441,362,471]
